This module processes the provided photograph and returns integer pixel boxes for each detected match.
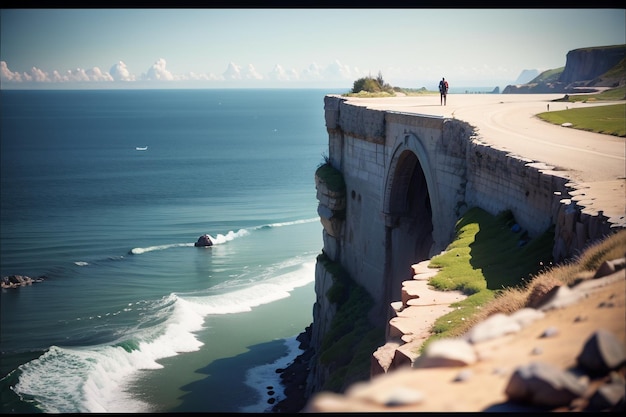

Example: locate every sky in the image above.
[1,8,625,91]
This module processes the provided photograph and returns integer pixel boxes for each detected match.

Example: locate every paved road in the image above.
[339,93,625,225]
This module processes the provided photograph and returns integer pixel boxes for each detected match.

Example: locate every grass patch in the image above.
[315,161,346,193]
[537,103,626,137]
[396,87,438,96]
[429,208,553,293]
[421,207,554,349]
[342,90,396,98]
[342,87,439,97]
[447,228,626,341]
[416,211,626,355]
[316,252,386,393]
[322,327,384,392]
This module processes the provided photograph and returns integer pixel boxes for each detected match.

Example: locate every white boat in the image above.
[136,146,148,151]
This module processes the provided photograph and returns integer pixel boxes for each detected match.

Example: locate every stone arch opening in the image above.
[384,148,434,305]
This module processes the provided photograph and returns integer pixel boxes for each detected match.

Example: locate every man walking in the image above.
[439,77,449,106]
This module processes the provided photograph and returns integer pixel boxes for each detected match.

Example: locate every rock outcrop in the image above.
[1,274,46,289]
[194,234,213,247]
[315,163,346,240]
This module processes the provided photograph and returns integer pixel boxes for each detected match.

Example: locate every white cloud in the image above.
[1,61,24,82]
[323,60,358,81]
[0,63,52,82]
[46,67,113,83]
[222,62,263,81]
[223,61,241,80]
[243,63,263,80]
[186,71,221,81]
[28,66,49,82]
[87,67,114,82]
[1,62,117,84]
[268,64,299,81]
[50,70,64,82]
[297,60,365,84]
[1,58,376,88]
[109,61,135,81]
[69,68,89,82]
[143,58,175,81]
[300,63,323,81]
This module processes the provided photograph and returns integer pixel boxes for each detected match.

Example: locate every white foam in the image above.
[14,345,154,413]
[13,293,205,413]
[258,218,318,229]
[209,228,249,245]
[12,257,315,413]
[240,336,303,413]
[179,260,315,315]
[129,242,193,255]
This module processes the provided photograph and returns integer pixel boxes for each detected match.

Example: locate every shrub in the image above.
[315,162,346,193]
[352,76,382,93]
[350,71,394,95]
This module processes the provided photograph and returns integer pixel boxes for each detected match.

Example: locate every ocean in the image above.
[0,88,342,413]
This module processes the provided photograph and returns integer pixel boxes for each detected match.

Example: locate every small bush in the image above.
[315,162,346,193]
[350,71,395,95]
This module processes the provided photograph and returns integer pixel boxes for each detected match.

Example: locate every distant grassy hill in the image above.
[528,67,564,84]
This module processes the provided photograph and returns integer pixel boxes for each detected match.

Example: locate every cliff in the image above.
[295,92,625,412]
[503,44,626,94]
[560,44,626,85]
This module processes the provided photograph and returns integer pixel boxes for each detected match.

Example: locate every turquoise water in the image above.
[0,88,340,413]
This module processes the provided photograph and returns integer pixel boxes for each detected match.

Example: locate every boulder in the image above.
[194,234,213,247]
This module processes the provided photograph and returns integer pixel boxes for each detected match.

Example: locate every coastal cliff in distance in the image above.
[503,44,626,94]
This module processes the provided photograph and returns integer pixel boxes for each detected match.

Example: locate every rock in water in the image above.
[194,234,213,247]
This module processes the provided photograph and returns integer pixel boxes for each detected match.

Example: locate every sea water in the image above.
[0,88,341,413]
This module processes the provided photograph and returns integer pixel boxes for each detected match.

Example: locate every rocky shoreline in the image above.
[269,325,314,413]
[1,274,46,289]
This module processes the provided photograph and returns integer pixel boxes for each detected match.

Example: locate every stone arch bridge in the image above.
[313,94,623,328]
